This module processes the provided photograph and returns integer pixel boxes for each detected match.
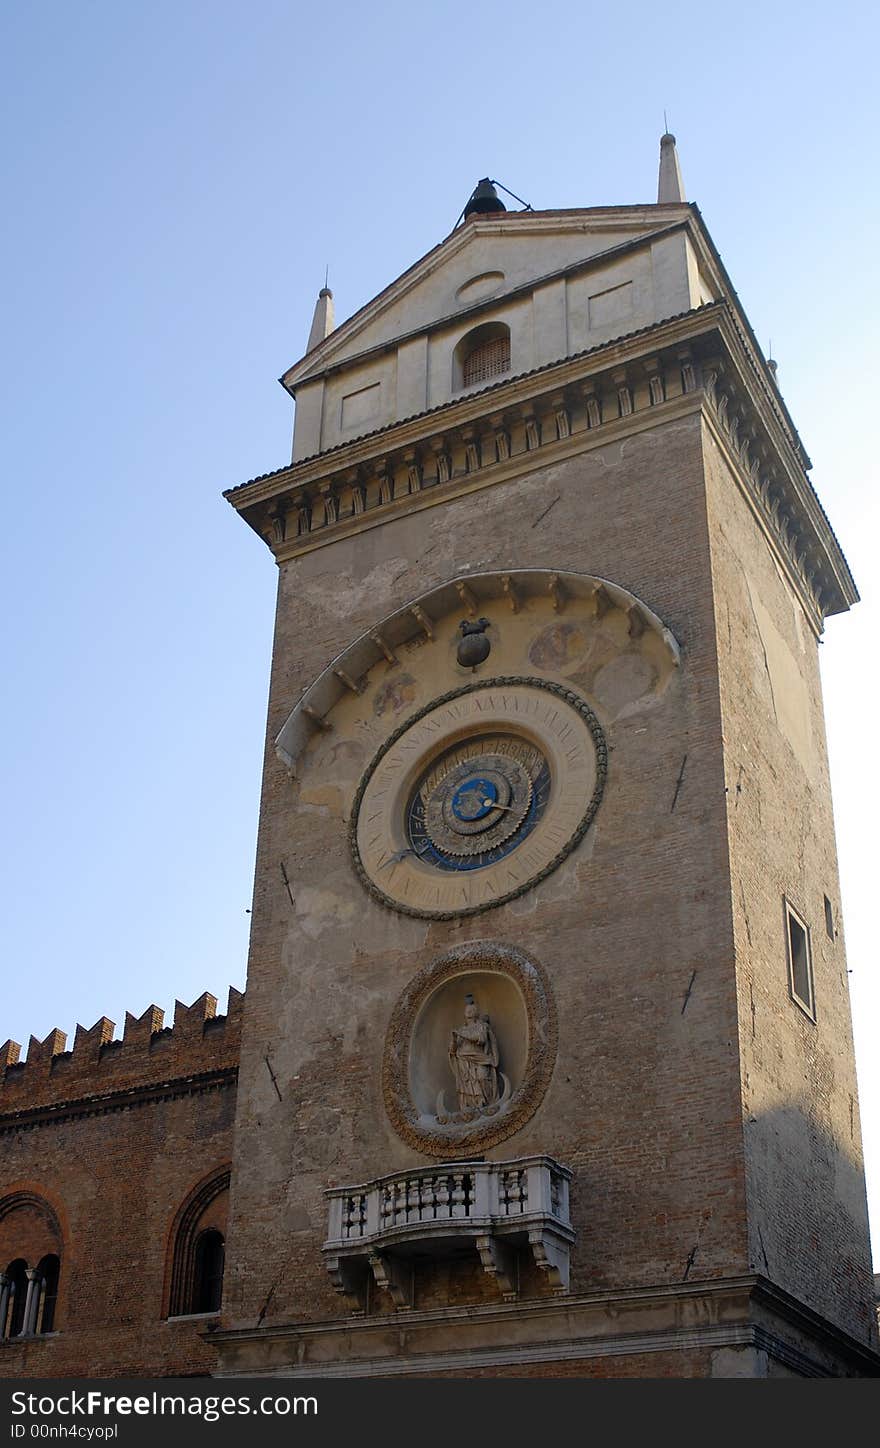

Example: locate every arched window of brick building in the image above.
[2,1260,28,1338]
[192,1230,225,1314]
[167,1168,230,1318]
[0,1192,63,1340]
[454,321,511,392]
[35,1254,60,1333]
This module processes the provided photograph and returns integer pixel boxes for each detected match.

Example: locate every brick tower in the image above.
[216,142,878,1377]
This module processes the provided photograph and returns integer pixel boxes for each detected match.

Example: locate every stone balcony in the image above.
[323,1155,574,1309]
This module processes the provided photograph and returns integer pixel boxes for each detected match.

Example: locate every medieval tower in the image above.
[212,140,877,1377]
[1,138,876,1379]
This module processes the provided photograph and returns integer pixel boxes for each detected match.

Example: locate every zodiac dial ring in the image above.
[349,677,607,919]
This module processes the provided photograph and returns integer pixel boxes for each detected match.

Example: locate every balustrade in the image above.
[324,1155,573,1309]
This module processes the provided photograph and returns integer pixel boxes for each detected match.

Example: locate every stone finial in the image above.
[658,132,686,203]
[306,286,335,353]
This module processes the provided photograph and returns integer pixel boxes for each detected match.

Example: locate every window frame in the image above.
[191,1228,225,1316]
[453,321,511,393]
[784,897,816,1021]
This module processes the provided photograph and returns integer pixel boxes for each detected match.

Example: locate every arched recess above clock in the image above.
[274,568,681,778]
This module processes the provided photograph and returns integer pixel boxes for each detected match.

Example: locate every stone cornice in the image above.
[230,304,721,504]
[210,1273,880,1378]
[0,1066,238,1135]
[225,304,854,629]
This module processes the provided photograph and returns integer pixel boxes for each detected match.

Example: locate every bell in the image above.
[457,618,492,668]
[463,179,507,221]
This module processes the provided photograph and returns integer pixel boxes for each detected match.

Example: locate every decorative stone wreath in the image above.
[382,941,557,1157]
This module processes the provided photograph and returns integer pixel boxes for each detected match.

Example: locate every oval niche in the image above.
[455,271,506,304]
[382,942,556,1157]
[411,970,527,1123]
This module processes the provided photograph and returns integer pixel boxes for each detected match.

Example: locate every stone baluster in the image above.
[436,1175,450,1220]
[426,1176,440,1220]
[451,1173,467,1219]
[364,1184,380,1238]
[385,1179,398,1227]
[463,1172,475,1215]
[501,1170,524,1214]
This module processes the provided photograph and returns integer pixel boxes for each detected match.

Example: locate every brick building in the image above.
[2,138,878,1378]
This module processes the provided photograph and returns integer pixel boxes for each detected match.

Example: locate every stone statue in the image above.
[448,995,501,1113]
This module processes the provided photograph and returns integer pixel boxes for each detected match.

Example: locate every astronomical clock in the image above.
[350,677,607,919]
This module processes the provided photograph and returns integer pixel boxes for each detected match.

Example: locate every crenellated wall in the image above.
[0,989,242,1378]
[0,989,242,1114]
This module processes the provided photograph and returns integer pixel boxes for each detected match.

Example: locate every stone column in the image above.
[0,1273,8,1339]
[22,1268,41,1336]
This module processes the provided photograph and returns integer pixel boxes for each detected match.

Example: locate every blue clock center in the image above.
[450,777,498,822]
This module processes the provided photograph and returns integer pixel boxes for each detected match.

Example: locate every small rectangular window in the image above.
[824,894,835,941]
[785,900,815,1019]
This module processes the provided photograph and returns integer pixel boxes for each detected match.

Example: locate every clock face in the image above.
[350,678,606,919]
[407,737,550,871]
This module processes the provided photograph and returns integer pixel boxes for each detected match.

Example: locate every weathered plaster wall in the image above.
[225,413,750,1337]
[291,219,706,459]
[703,420,876,1346]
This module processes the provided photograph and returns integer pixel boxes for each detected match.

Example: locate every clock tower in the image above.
[215,146,878,1377]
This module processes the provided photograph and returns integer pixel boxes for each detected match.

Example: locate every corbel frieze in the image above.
[249,346,692,555]
[238,331,852,628]
[699,355,833,630]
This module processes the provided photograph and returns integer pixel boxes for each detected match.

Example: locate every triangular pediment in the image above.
[283,204,693,389]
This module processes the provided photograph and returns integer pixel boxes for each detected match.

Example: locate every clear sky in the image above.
[2,1,878,1266]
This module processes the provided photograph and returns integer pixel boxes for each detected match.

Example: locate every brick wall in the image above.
[703,418,877,1345]
[0,991,241,1377]
[223,413,751,1339]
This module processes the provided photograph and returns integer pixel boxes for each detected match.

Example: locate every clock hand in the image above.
[379,845,429,868]
[481,799,517,813]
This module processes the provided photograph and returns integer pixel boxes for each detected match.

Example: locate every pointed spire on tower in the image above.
[306,281,335,353]
[657,130,686,203]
